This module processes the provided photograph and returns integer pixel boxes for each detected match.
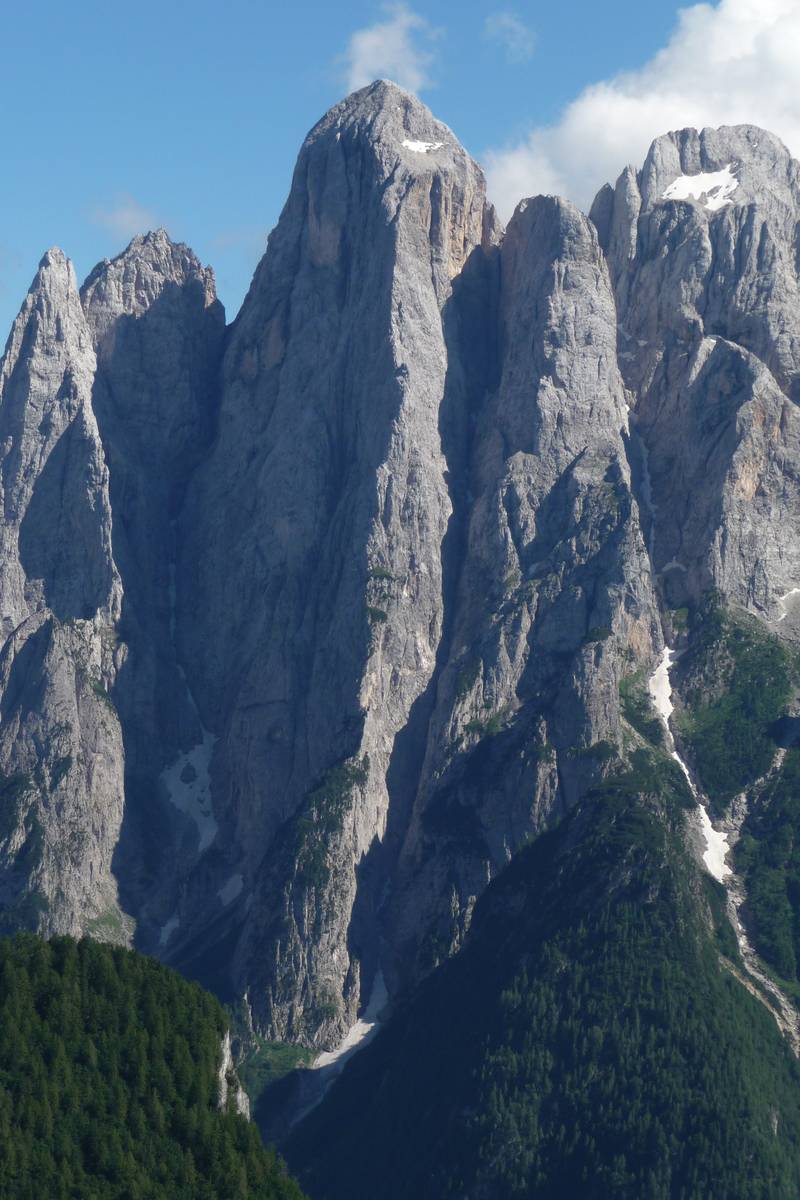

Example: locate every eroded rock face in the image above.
[178,79,499,1043]
[2,94,800,1058]
[386,196,660,984]
[0,251,126,936]
[80,232,226,946]
[81,231,224,772]
[591,125,800,617]
[0,614,128,939]
[0,234,225,941]
[0,250,120,634]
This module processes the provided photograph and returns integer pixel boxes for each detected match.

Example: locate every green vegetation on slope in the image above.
[620,670,665,747]
[0,934,305,1200]
[736,749,800,986]
[290,757,369,891]
[236,1034,315,1111]
[287,750,800,1200]
[675,602,795,812]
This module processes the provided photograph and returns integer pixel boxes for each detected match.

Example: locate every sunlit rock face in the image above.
[591,125,800,617]
[178,79,500,1043]
[1,92,800,1058]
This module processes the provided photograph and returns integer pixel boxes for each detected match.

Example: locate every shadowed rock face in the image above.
[79,231,226,950]
[1,90,800,1055]
[0,235,224,942]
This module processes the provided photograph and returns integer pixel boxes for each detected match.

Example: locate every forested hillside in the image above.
[287,753,800,1200]
[0,935,305,1200]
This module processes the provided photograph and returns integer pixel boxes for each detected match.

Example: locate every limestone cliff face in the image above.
[80,231,226,946]
[2,91,800,1059]
[0,235,224,941]
[0,250,119,635]
[386,196,660,983]
[0,251,126,936]
[217,1030,251,1119]
[179,80,499,1043]
[591,125,800,618]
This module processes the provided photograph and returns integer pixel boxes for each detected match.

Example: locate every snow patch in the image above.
[313,971,388,1072]
[218,873,244,906]
[160,730,218,852]
[159,914,180,946]
[697,803,731,883]
[647,646,676,723]
[777,588,800,623]
[402,139,444,153]
[662,164,738,211]
[648,647,730,882]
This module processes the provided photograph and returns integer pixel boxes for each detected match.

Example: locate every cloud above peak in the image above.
[484,0,800,220]
[342,4,439,94]
[484,12,535,64]
[91,194,161,240]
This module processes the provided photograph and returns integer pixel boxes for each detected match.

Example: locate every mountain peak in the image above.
[37,246,70,271]
[638,123,799,212]
[29,247,79,304]
[303,78,464,173]
[3,246,87,368]
[81,227,221,331]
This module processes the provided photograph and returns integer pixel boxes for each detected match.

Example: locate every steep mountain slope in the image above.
[2,87,800,1199]
[80,231,226,948]
[0,933,304,1199]
[0,232,225,947]
[278,117,800,1196]
[286,756,800,1200]
[0,250,126,937]
[591,125,800,615]
[174,79,501,1041]
[386,191,659,988]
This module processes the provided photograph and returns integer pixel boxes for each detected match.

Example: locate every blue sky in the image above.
[1,1,797,337]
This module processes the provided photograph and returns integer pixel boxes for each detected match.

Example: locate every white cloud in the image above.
[342,3,439,93]
[209,226,270,253]
[484,0,800,219]
[91,194,161,239]
[484,12,535,63]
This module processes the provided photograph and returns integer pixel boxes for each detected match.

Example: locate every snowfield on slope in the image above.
[647,646,730,882]
[160,730,218,853]
[662,164,738,211]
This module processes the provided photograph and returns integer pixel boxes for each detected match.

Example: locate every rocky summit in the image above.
[4,79,800,1198]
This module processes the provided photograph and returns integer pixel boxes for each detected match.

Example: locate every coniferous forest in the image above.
[0,935,305,1200]
[286,756,800,1200]
[3,15,800,1197]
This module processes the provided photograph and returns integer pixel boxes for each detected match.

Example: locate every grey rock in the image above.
[0,250,120,633]
[217,1030,251,1119]
[0,232,225,941]
[2,91,800,1070]
[0,251,127,936]
[80,230,226,945]
[592,125,800,618]
[386,196,660,982]
[180,79,498,1044]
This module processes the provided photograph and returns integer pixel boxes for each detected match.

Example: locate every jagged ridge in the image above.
[0,89,799,1110]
